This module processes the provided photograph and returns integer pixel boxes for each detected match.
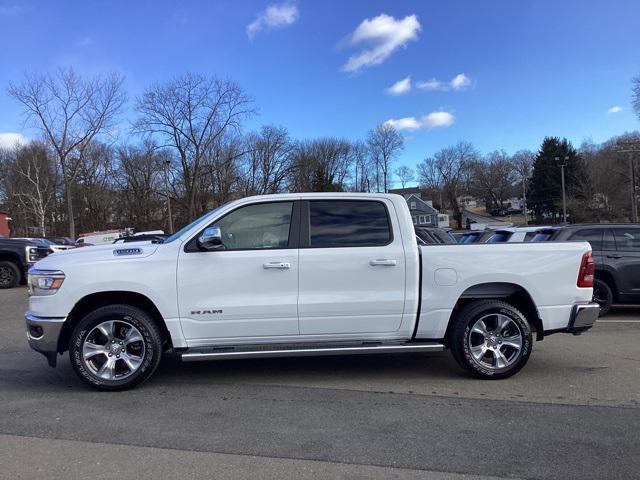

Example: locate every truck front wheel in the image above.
[450,300,532,379]
[0,261,20,289]
[69,304,163,391]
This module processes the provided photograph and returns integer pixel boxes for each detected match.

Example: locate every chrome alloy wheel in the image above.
[468,314,523,370]
[82,320,145,380]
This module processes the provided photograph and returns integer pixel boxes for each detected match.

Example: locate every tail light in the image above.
[577,251,595,288]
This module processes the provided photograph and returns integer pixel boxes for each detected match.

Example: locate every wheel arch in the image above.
[595,269,618,301]
[58,290,172,353]
[446,282,544,343]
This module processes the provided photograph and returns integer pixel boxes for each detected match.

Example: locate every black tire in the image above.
[592,279,613,317]
[449,300,532,380]
[69,304,163,391]
[0,261,20,289]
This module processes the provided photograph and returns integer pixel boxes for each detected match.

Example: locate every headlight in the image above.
[25,246,40,264]
[27,269,65,296]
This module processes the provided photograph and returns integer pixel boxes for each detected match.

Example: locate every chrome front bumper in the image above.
[568,303,599,335]
[25,311,65,367]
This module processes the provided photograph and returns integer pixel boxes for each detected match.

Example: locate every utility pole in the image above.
[163,158,174,234]
[618,141,640,223]
[555,156,569,223]
[522,179,528,225]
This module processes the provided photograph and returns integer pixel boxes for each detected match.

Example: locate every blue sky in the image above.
[1,0,639,176]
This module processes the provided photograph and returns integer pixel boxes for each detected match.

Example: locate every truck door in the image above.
[611,227,640,298]
[177,201,300,342]
[297,199,406,335]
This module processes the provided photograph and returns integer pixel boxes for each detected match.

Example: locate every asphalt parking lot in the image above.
[1,287,639,480]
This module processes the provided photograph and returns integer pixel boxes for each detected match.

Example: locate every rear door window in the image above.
[613,228,640,251]
[309,200,392,248]
[569,229,603,251]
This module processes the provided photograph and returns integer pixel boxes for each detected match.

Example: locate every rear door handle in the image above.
[369,259,397,266]
[263,262,291,269]
[606,254,622,259]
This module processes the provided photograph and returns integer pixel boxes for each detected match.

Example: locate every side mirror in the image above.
[197,226,222,250]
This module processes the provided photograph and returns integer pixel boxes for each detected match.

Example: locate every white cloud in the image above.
[342,14,421,73]
[417,73,471,91]
[384,117,422,131]
[386,76,411,95]
[607,105,623,114]
[246,2,299,39]
[450,73,471,90]
[0,132,27,149]
[416,78,444,91]
[384,111,455,131]
[422,111,455,128]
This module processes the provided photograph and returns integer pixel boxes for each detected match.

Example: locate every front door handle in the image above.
[606,254,622,259]
[369,259,397,266]
[263,262,291,269]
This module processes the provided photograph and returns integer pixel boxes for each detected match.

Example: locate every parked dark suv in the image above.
[533,224,640,315]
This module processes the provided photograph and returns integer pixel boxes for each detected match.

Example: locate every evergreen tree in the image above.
[528,137,590,221]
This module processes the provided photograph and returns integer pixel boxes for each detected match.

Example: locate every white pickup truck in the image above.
[25,193,599,390]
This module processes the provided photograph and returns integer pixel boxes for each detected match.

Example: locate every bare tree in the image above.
[288,138,353,192]
[115,142,166,230]
[395,165,414,189]
[470,150,516,211]
[633,75,640,122]
[8,68,126,237]
[417,142,477,229]
[8,143,56,236]
[134,73,254,220]
[351,140,372,192]
[240,125,292,195]
[199,133,245,209]
[367,124,404,192]
[511,149,535,222]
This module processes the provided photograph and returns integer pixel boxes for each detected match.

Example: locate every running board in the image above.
[180,342,444,362]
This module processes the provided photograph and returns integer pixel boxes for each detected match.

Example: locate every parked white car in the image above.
[76,229,165,246]
[25,193,598,390]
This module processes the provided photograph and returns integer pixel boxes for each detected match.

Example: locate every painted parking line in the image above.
[597,320,640,323]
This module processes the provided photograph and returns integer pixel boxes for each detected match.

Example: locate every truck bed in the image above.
[416,242,593,339]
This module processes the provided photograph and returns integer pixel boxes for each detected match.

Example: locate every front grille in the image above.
[36,247,52,260]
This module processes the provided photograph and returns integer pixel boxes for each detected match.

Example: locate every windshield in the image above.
[488,232,511,243]
[461,234,477,243]
[163,203,228,244]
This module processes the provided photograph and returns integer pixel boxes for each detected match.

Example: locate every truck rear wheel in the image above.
[450,300,532,379]
[0,261,20,289]
[592,279,612,316]
[69,304,163,391]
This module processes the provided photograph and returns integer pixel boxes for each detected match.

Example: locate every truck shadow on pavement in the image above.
[154,351,463,384]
